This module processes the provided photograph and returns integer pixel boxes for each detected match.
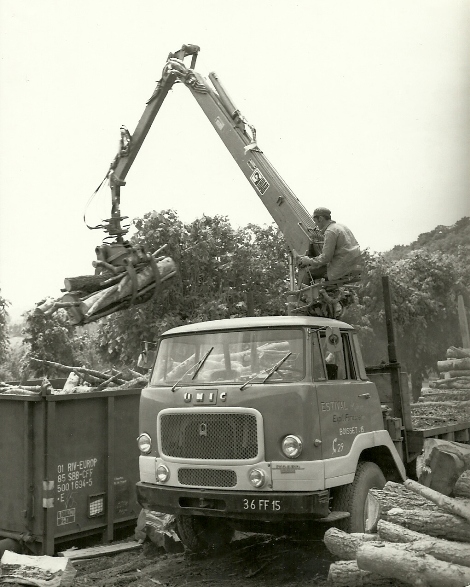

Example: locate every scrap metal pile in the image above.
[325,439,470,587]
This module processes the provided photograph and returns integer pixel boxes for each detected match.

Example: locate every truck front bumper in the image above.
[136,482,331,521]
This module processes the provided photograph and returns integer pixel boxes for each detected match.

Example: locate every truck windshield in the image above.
[151,328,305,387]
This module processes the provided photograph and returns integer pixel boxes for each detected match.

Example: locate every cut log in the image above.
[429,378,470,389]
[37,254,176,325]
[365,481,441,533]
[327,560,401,587]
[63,274,118,294]
[418,390,470,402]
[437,358,470,372]
[29,358,126,386]
[417,438,470,494]
[404,478,470,523]
[357,541,470,587]
[447,347,470,359]
[323,527,379,560]
[411,400,470,409]
[381,507,470,542]
[79,257,175,319]
[377,520,470,568]
[455,471,470,499]
[447,370,470,378]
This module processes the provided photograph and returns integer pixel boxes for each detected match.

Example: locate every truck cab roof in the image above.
[161,315,354,337]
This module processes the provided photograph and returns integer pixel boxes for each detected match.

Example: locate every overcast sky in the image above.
[1,0,469,320]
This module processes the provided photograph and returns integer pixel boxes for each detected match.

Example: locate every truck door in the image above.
[311,328,383,461]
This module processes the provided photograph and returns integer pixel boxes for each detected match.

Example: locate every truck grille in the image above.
[160,412,258,460]
[178,468,237,487]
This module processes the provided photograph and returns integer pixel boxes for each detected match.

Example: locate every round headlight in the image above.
[156,464,170,483]
[248,468,266,488]
[282,435,303,459]
[137,433,152,454]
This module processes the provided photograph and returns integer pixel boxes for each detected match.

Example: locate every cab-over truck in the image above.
[90,45,470,550]
[135,276,470,551]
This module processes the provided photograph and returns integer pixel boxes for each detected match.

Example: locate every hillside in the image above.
[385,216,470,260]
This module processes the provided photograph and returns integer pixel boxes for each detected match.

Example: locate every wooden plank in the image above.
[58,540,142,559]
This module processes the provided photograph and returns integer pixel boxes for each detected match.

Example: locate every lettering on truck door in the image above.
[312,329,382,460]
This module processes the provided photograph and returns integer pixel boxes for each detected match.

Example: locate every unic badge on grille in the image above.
[160,412,258,460]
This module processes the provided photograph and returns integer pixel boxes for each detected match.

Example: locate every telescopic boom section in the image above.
[106,44,319,256]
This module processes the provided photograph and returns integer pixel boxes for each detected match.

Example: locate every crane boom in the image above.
[104,44,321,258]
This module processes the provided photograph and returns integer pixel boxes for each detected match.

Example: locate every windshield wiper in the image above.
[240,351,292,391]
[262,352,292,383]
[171,347,214,392]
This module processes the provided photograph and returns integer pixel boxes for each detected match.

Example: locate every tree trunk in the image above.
[447,347,470,359]
[63,275,118,294]
[29,358,126,386]
[377,520,470,568]
[79,257,175,319]
[404,479,470,522]
[429,378,470,389]
[327,560,400,587]
[36,256,176,325]
[417,438,470,494]
[357,542,470,587]
[365,481,441,533]
[419,390,470,402]
[380,507,470,542]
[323,527,379,560]
[437,358,470,372]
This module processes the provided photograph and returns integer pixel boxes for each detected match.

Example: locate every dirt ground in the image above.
[71,531,335,587]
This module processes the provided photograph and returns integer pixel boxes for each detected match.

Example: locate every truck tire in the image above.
[175,515,234,552]
[331,461,386,533]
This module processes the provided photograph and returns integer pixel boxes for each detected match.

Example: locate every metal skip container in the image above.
[0,386,141,555]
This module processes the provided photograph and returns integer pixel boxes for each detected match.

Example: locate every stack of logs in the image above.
[35,249,176,325]
[326,439,470,587]
[411,347,470,430]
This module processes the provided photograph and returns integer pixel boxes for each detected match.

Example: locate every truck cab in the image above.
[136,316,406,549]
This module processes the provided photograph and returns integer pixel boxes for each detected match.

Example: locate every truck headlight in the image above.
[282,435,303,459]
[156,464,170,483]
[137,433,152,454]
[248,468,266,488]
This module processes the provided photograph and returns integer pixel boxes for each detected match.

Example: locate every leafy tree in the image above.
[344,249,465,399]
[95,211,290,365]
[22,303,76,376]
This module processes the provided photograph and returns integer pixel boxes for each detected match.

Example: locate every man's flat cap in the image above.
[313,207,331,217]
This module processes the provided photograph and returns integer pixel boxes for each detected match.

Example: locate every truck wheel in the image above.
[331,461,386,533]
[175,515,234,552]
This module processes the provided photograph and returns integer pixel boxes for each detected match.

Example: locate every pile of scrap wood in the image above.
[30,358,147,393]
[411,347,470,429]
[325,439,470,587]
[35,247,176,325]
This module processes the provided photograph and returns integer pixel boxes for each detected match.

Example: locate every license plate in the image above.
[242,498,281,511]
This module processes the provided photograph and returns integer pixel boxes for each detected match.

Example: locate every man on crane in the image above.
[296,207,362,283]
